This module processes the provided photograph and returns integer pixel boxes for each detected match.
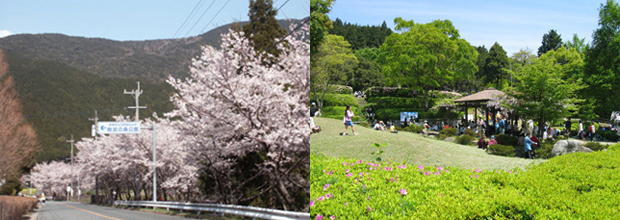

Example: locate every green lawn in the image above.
[310,117,543,170]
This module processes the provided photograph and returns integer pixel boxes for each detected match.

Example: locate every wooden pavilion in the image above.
[453,88,517,135]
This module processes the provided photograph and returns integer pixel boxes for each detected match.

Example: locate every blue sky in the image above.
[328,0,607,55]
[0,0,308,41]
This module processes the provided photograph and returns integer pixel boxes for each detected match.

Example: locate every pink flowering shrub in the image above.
[311,149,620,219]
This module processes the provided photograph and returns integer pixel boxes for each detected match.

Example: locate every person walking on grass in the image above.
[524,133,538,159]
[342,105,357,136]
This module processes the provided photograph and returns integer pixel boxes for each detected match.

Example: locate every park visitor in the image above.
[341,105,357,136]
[488,135,498,145]
[374,121,386,131]
[477,135,488,150]
[524,133,538,159]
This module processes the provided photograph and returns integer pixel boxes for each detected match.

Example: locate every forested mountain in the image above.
[6,52,175,161]
[0,18,305,82]
[328,18,393,50]
[0,18,306,162]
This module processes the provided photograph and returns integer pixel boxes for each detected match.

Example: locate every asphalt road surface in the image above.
[38,201,193,220]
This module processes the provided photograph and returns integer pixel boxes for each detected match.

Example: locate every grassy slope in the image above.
[310,117,542,170]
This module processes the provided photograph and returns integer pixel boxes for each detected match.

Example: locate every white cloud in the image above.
[0,30,13,38]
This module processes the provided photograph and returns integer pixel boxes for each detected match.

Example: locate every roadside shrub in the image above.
[455,135,475,145]
[584,142,607,151]
[439,127,458,137]
[488,144,516,157]
[0,196,38,220]
[495,134,519,146]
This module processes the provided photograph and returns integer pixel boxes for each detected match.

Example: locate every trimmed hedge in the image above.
[488,144,516,157]
[0,196,38,220]
[366,97,425,109]
[439,127,458,136]
[311,93,358,108]
[454,135,475,145]
[321,106,362,121]
[365,87,419,98]
[402,124,424,133]
[495,134,519,146]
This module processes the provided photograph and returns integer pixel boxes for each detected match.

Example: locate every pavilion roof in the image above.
[453,88,505,103]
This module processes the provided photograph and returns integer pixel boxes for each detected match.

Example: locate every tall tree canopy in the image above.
[507,47,585,138]
[482,42,509,90]
[584,0,620,117]
[243,0,287,59]
[378,17,478,92]
[0,49,37,187]
[311,34,358,108]
[564,34,588,55]
[310,0,335,57]
[329,18,393,50]
[537,29,563,56]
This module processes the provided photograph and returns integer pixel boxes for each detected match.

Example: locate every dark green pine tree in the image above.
[483,42,509,89]
[537,29,563,56]
[243,0,287,59]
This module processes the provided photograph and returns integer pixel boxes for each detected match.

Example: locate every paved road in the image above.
[38,201,193,220]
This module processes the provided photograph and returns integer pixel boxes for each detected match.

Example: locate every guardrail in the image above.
[114,200,310,220]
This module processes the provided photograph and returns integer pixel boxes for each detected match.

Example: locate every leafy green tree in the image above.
[243,0,287,59]
[507,47,585,138]
[475,46,489,83]
[355,47,380,61]
[378,17,478,92]
[310,0,335,57]
[537,29,563,56]
[564,34,588,55]
[584,0,620,117]
[351,56,384,91]
[311,34,358,109]
[483,42,509,90]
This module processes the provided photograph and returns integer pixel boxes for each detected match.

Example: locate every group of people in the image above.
[353,91,366,98]
[372,120,399,133]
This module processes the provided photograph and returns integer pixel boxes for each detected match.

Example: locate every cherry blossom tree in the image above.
[74,114,199,201]
[30,114,199,202]
[166,25,310,210]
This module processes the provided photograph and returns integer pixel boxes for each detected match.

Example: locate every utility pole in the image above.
[124,81,147,121]
[89,110,99,137]
[67,134,74,202]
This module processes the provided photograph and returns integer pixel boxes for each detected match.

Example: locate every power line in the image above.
[199,0,232,34]
[183,0,217,38]
[276,0,291,12]
[173,0,206,38]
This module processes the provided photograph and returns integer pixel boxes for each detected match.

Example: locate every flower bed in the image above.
[310,145,620,219]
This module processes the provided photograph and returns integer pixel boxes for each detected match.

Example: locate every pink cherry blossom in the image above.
[316,214,324,220]
[330,215,336,220]
[400,188,407,196]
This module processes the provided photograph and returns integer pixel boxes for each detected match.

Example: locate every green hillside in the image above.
[0,18,305,82]
[6,52,174,162]
[310,117,541,170]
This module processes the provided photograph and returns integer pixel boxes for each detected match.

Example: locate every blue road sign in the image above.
[97,121,141,134]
